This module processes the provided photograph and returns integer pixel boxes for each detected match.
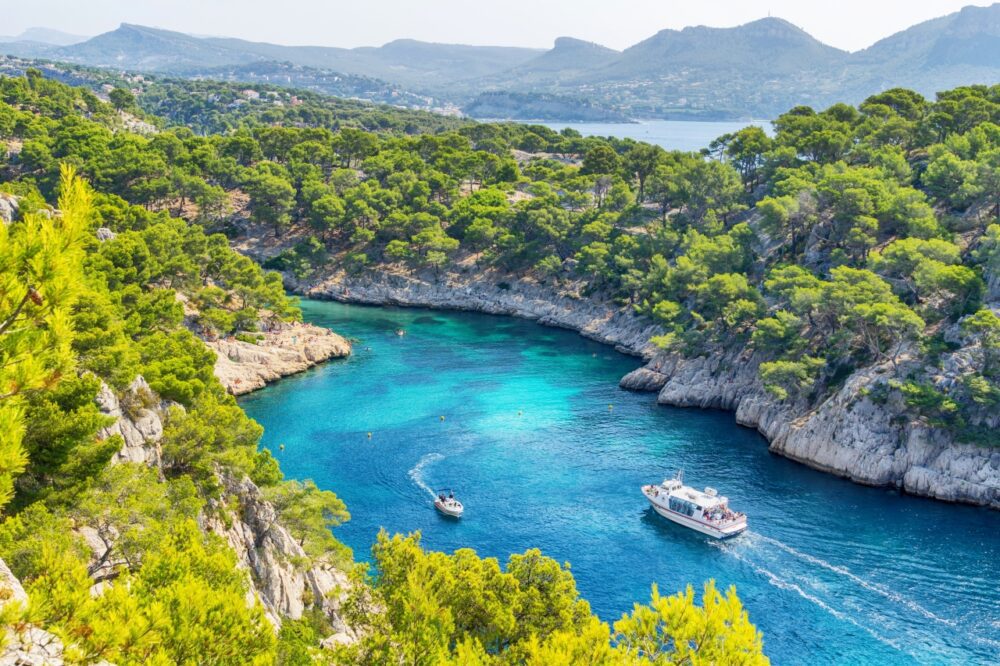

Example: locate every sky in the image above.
[1,0,993,52]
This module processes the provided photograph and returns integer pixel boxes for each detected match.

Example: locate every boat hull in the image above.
[435,500,463,518]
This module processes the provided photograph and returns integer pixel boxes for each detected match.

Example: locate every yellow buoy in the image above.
[440,415,445,421]
[367,432,372,439]
[608,404,613,411]
[279,444,285,450]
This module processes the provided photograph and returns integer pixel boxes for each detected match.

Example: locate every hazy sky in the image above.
[3,0,993,52]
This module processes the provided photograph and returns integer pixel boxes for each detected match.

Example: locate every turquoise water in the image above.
[241,300,1000,665]
[533,119,772,152]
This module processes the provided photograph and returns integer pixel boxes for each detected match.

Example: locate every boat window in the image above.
[668,497,697,516]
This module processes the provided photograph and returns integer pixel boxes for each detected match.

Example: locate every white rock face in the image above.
[203,474,353,634]
[304,265,999,509]
[643,349,1000,509]
[307,266,660,359]
[0,558,67,666]
[0,624,65,666]
[208,322,351,395]
[0,195,18,225]
[96,376,166,467]
[94,375,354,636]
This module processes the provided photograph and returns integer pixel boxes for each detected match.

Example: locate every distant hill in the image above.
[462,90,629,122]
[604,18,847,80]
[0,27,88,46]
[2,4,997,120]
[58,24,262,71]
[481,37,620,88]
[23,24,541,91]
[840,4,1000,99]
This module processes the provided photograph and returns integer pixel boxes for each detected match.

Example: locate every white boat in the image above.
[434,491,463,518]
[642,472,747,539]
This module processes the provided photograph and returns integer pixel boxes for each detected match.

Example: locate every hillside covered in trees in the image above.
[0,63,998,660]
[0,72,776,662]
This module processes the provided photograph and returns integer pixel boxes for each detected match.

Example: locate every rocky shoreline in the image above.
[208,321,351,395]
[297,264,999,510]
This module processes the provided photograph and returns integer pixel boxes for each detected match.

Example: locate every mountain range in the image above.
[1,4,997,120]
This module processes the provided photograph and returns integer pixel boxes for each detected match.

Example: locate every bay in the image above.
[241,300,1000,665]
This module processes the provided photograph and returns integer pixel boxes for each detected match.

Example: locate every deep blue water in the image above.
[241,300,1000,665]
[532,119,772,152]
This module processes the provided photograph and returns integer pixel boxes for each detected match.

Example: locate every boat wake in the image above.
[753,533,957,628]
[712,541,907,655]
[712,532,1000,659]
[408,452,444,499]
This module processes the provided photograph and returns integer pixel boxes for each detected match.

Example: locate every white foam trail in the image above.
[408,453,444,499]
[716,542,911,656]
[753,533,957,628]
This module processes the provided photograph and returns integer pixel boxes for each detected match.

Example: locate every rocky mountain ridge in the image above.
[5,5,996,119]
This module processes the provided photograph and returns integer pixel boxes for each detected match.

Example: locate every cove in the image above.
[240,300,1000,665]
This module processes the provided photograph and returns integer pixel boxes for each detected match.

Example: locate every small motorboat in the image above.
[642,471,747,539]
[434,490,463,518]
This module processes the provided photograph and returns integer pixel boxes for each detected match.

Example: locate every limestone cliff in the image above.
[621,349,999,509]
[208,322,351,395]
[306,265,660,358]
[298,264,999,509]
[203,474,352,639]
[94,374,353,634]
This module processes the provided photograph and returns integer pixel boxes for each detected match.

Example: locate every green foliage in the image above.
[0,166,90,511]
[613,581,768,665]
[760,357,825,401]
[264,479,352,565]
[339,532,768,665]
[160,394,264,491]
[15,374,117,508]
[25,520,275,665]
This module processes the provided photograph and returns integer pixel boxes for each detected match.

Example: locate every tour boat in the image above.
[434,491,463,518]
[642,472,746,539]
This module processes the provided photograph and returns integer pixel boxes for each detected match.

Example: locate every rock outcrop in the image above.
[0,194,19,225]
[295,263,999,509]
[208,322,351,395]
[0,558,67,666]
[96,376,167,468]
[94,374,354,635]
[624,348,1000,509]
[203,474,353,634]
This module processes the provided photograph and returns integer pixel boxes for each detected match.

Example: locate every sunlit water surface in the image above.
[241,300,1000,665]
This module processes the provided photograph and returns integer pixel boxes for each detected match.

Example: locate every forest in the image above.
[0,68,997,662]
[0,71,773,663]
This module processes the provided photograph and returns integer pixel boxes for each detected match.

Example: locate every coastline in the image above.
[291,264,999,510]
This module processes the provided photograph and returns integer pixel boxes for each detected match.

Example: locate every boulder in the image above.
[0,195,18,225]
